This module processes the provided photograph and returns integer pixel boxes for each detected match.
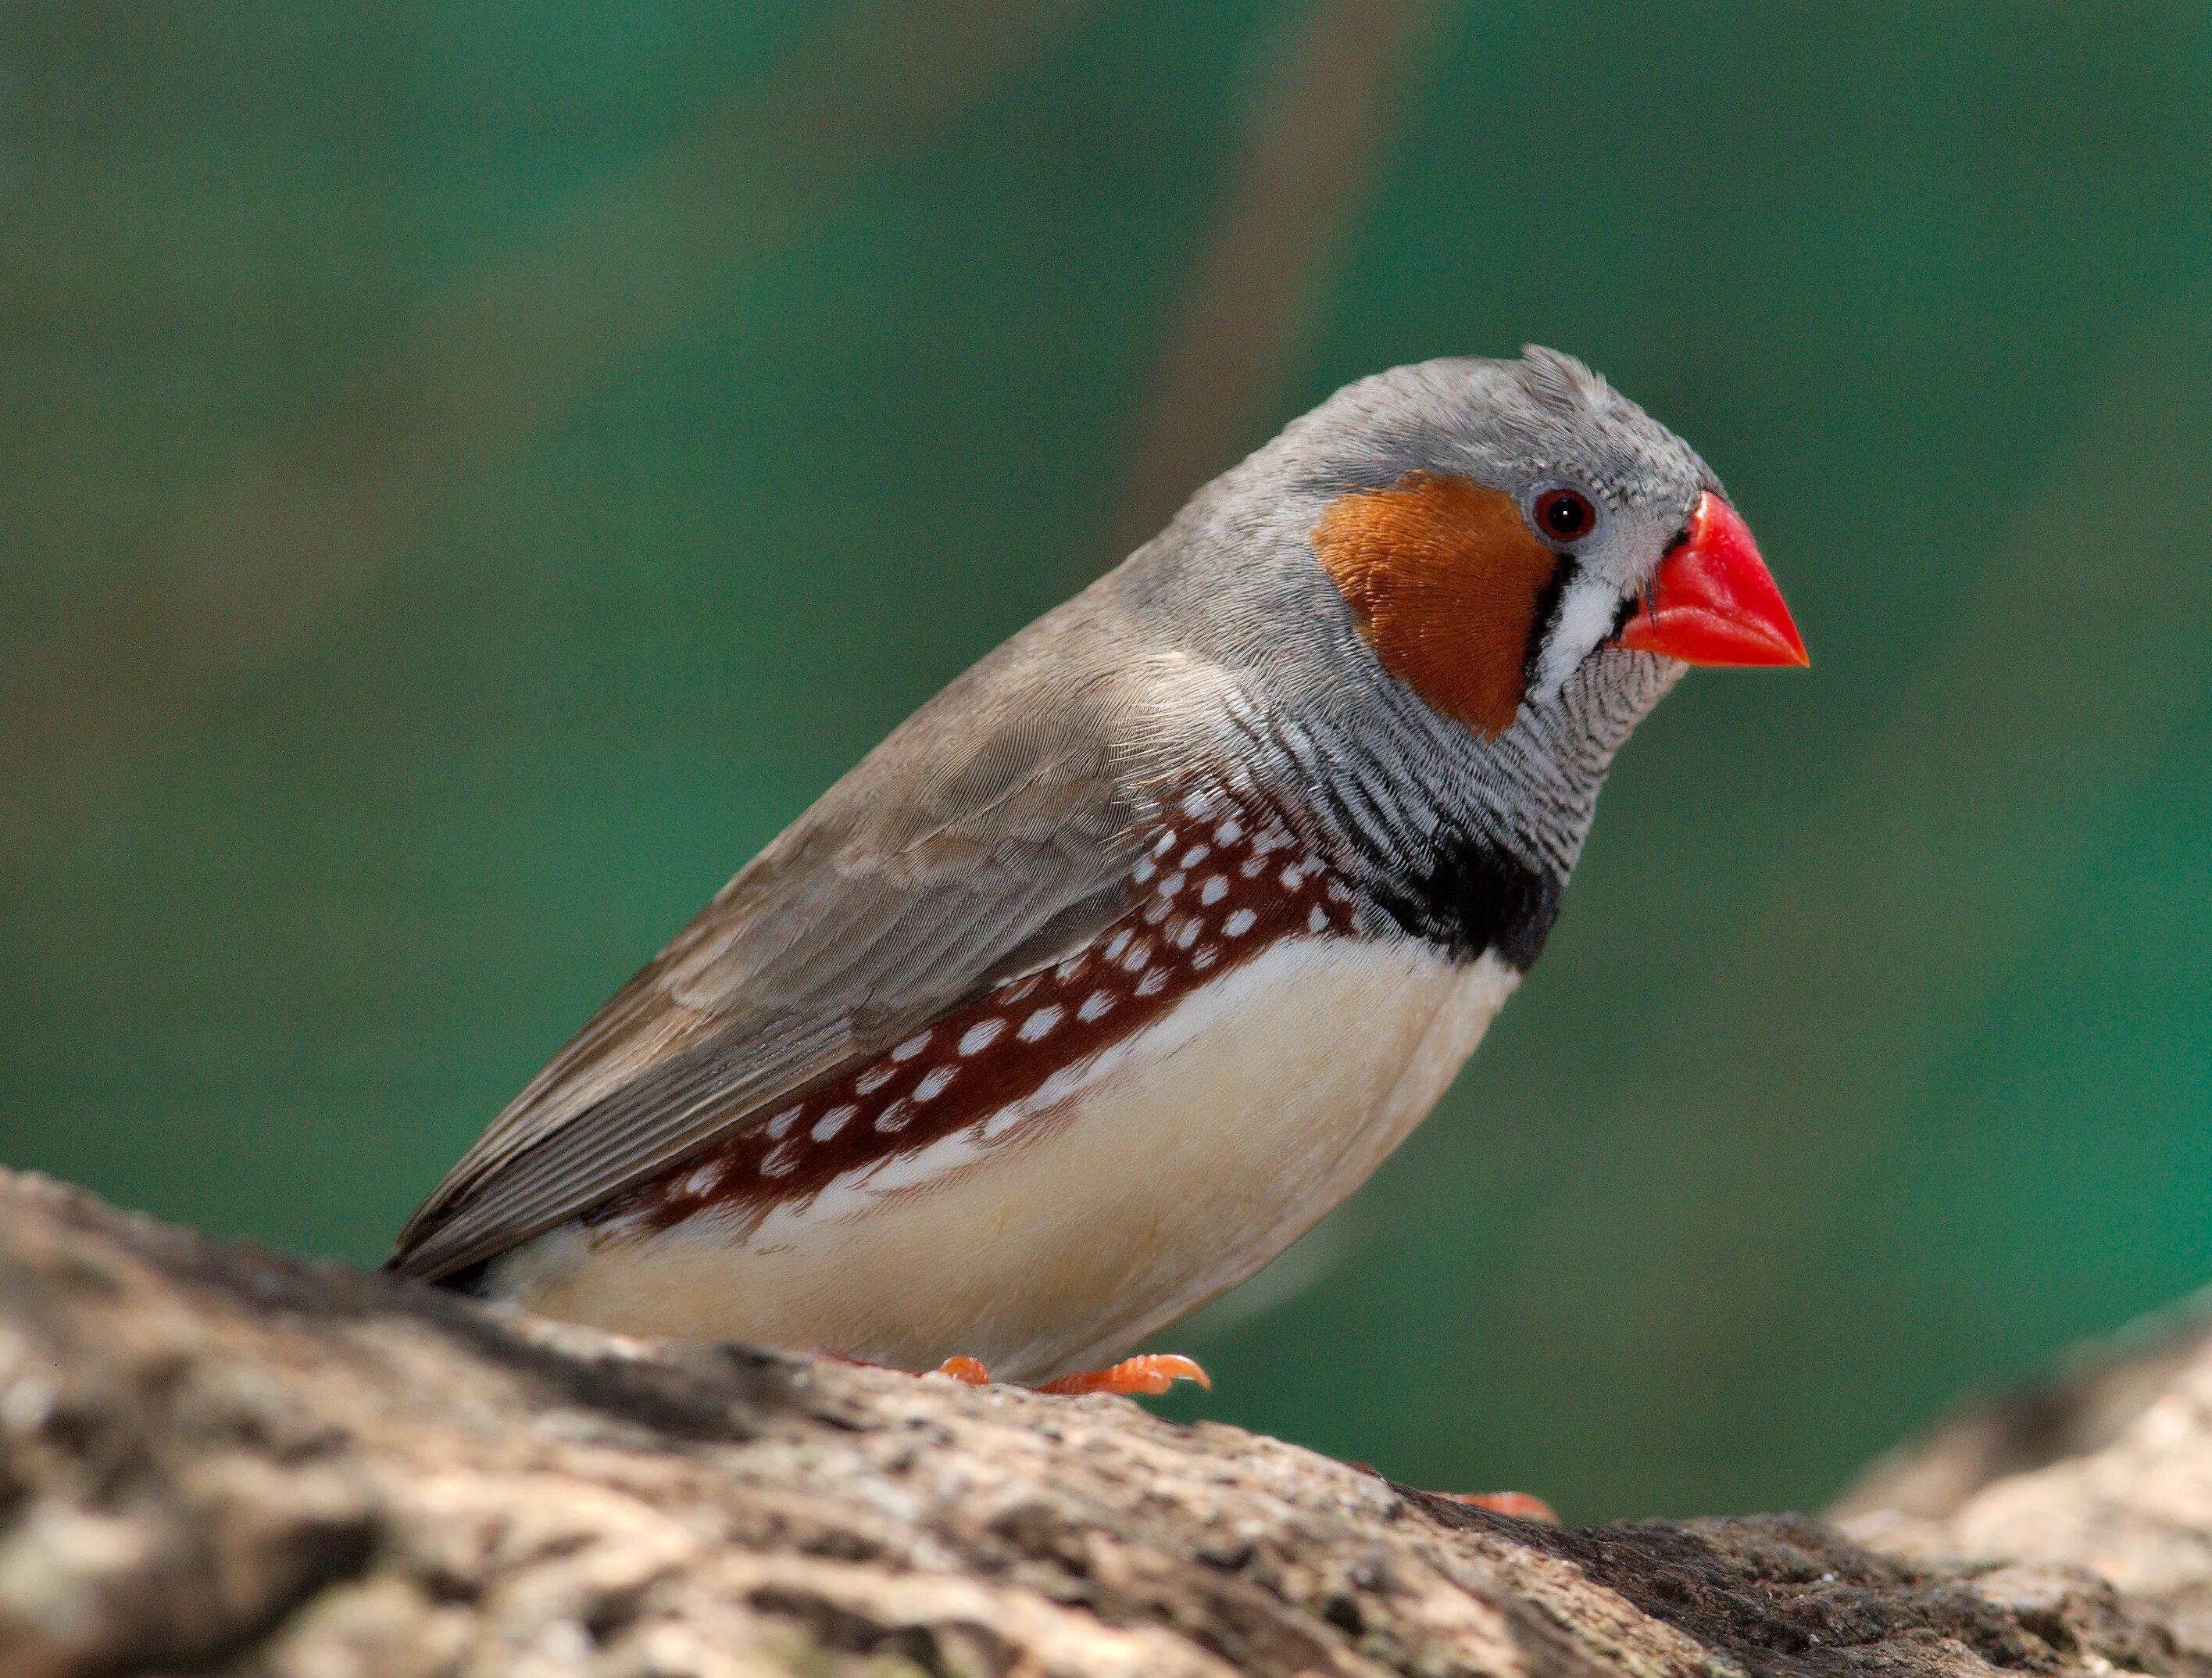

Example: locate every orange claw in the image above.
[1435,1490,1558,1522]
[1036,1353,1212,1397]
[936,1355,992,1385]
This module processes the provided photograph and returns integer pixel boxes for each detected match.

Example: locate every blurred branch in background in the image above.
[0,0,1091,873]
[1099,0,1435,569]
[1525,322,2212,1459]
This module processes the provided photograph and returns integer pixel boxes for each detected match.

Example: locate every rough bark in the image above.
[1836,1293,2212,1662]
[0,1167,2202,1678]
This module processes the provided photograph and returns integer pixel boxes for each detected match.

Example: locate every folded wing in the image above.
[389,656,1152,1282]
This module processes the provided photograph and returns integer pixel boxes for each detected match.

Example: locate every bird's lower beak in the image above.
[1615,491,1809,667]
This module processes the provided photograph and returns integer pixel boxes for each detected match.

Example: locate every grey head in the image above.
[1099,345,1747,964]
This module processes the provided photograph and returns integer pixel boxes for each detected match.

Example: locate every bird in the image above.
[389,346,1806,1397]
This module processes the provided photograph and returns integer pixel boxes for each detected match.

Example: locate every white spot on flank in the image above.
[1133,857,1156,883]
[1077,989,1115,1022]
[1104,929,1131,961]
[1121,939,1152,971]
[855,1065,893,1094]
[892,1032,932,1062]
[682,1161,719,1195]
[1174,918,1200,949]
[1241,855,1266,878]
[1152,831,1177,857]
[1179,844,1210,869]
[1018,1005,1063,1042]
[1158,873,1185,898]
[1180,789,1214,818]
[959,1019,1006,1056]
[1224,908,1256,937]
[764,1105,802,1140]
[812,1105,856,1142]
[1281,866,1303,889]
[874,1097,911,1132]
[760,1141,799,1177]
[723,941,1521,1253]
[913,1066,957,1101]
[1214,818,1243,845]
[1308,905,1329,933]
[1199,875,1227,905]
[1192,945,1219,970]
[1135,968,1167,996]
[1055,953,1088,982]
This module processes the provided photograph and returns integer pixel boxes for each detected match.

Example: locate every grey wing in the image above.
[390,660,1152,1282]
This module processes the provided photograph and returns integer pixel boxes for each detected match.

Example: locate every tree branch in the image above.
[0,1167,2199,1677]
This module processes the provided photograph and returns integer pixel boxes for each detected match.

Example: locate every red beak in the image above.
[1616,491,1808,667]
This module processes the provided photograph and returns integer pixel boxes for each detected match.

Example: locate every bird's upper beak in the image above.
[1615,491,1808,667]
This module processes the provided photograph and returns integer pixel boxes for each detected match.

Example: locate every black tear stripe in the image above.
[1357,827,1564,973]
[1521,553,1578,695]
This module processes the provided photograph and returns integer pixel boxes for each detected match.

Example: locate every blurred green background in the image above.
[6,0,2212,1522]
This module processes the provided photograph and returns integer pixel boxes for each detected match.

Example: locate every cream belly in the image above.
[488,936,1517,1381]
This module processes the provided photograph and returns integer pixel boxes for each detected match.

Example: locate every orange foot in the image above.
[1431,1490,1558,1522]
[1344,1464,1557,1524]
[934,1353,1210,1397]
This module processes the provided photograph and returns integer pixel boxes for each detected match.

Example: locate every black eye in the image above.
[1533,487,1596,542]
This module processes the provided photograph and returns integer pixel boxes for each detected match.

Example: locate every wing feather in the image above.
[389,648,1152,1281]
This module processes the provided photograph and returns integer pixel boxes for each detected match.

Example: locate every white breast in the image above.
[492,937,1518,1381]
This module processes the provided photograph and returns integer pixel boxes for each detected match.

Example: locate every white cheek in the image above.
[1531,572,1621,701]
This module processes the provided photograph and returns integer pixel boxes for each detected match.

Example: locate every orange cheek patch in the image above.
[1312,472,1561,737]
